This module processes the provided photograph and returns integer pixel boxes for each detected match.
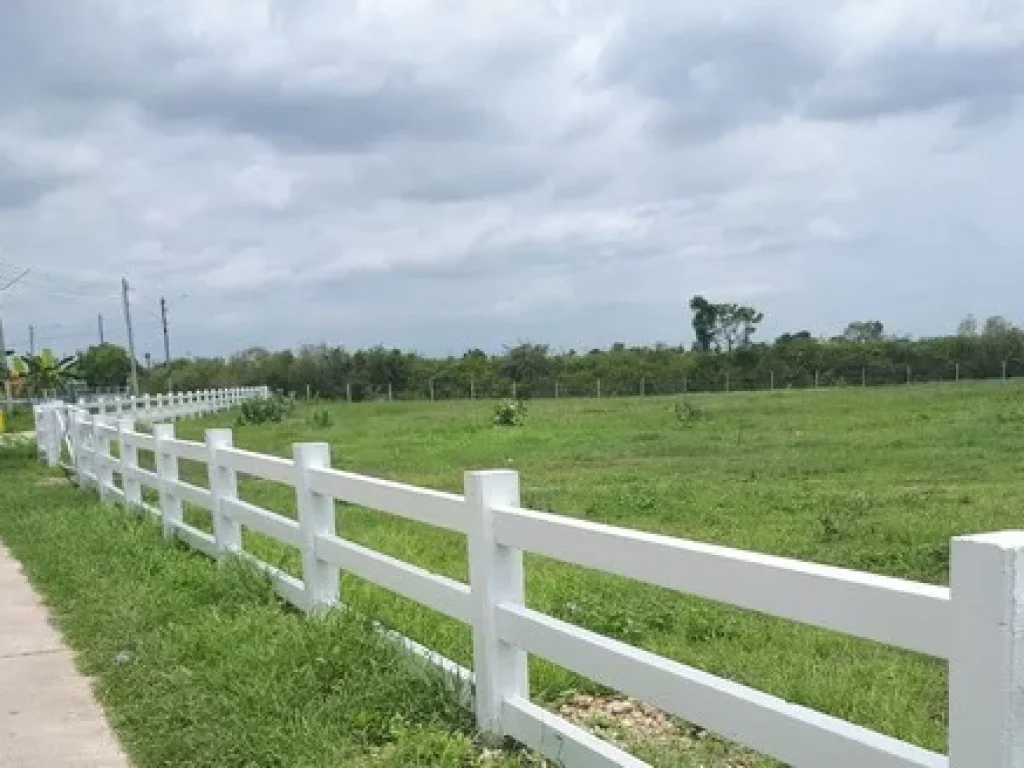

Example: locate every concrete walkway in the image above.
[0,544,129,767]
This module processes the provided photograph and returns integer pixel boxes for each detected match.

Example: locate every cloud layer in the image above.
[1,0,1022,358]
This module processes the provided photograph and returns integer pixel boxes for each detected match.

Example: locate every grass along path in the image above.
[162,383,1024,763]
[0,443,543,768]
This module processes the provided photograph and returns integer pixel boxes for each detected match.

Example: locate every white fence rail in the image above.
[32,387,267,468]
[30,405,1024,767]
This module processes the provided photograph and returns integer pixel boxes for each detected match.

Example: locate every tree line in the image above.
[14,300,1022,400]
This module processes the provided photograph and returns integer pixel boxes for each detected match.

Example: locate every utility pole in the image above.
[160,296,170,364]
[98,314,105,344]
[0,267,31,379]
[0,315,7,381]
[122,278,139,395]
[28,324,34,356]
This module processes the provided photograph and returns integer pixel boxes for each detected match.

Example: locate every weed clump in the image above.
[494,398,528,427]
[309,407,333,428]
[674,398,707,425]
[237,394,293,426]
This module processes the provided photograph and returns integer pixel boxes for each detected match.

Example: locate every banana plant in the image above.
[13,349,80,396]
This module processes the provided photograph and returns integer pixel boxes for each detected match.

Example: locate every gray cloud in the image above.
[0,1,1022,358]
[601,14,827,141]
[0,158,68,210]
[807,41,1024,123]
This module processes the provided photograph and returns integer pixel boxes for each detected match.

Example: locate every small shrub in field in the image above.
[493,398,528,427]
[237,395,291,426]
[674,398,706,425]
[309,407,333,428]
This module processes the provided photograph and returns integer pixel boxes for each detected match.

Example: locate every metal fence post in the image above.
[206,428,241,557]
[949,532,1024,766]
[118,417,141,513]
[154,423,179,538]
[465,469,527,736]
[294,442,338,612]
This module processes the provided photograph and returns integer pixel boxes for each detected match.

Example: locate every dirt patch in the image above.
[556,694,759,765]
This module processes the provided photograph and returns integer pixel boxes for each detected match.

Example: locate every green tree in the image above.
[843,320,885,343]
[982,315,1017,337]
[13,349,79,396]
[689,296,718,351]
[956,315,979,337]
[715,303,764,351]
[77,344,132,388]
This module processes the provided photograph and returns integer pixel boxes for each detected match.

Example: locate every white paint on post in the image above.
[294,442,339,612]
[465,469,527,736]
[949,531,1024,767]
[153,423,180,538]
[118,418,141,513]
[96,418,115,503]
[206,428,241,557]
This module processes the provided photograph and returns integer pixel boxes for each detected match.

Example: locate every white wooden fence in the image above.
[31,400,1024,767]
[33,387,267,468]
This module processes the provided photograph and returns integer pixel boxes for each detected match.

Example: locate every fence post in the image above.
[511,381,517,399]
[294,442,338,612]
[725,371,730,393]
[554,379,559,399]
[206,428,241,557]
[465,470,527,736]
[154,423,180,538]
[42,407,60,467]
[470,377,475,400]
[907,365,912,386]
[640,377,645,397]
[70,411,85,485]
[596,378,601,399]
[862,366,867,388]
[949,532,1024,766]
[1003,359,1008,381]
[388,382,393,402]
[81,411,96,490]
[94,417,114,504]
[346,382,352,403]
[429,378,435,402]
[770,370,775,391]
[118,418,141,513]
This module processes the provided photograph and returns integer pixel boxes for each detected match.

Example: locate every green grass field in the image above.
[6,383,1024,765]
[161,382,1024,762]
[0,443,546,767]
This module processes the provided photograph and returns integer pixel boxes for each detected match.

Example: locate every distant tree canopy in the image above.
[133,313,1024,400]
[688,296,764,352]
[78,344,134,388]
[843,320,885,343]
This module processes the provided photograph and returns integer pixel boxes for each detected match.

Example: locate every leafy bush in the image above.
[493,398,528,427]
[674,398,707,425]
[237,395,292,426]
[309,407,333,428]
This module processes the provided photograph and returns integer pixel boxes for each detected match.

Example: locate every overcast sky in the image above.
[1,0,1022,359]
